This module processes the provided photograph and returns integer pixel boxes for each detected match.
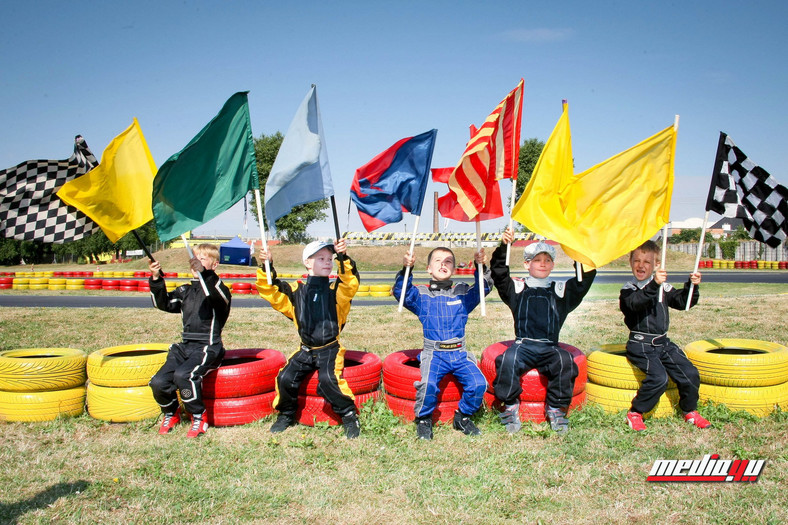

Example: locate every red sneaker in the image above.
[626,411,646,431]
[158,410,181,435]
[187,413,209,438]
[684,411,710,429]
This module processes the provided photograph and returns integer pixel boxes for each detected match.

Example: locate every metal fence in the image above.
[668,241,788,261]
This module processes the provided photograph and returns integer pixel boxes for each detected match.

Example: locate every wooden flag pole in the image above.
[505,178,517,266]
[398,217,420,313]
[686,210,710,311]
[254,189,272,285]
[476,219,486,317]
[658,223,669,302]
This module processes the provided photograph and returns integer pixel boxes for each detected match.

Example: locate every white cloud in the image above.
[499,28,573,42]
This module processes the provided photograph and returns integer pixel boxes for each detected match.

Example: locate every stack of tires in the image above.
[382,349,463,423]
[586,344,679,417]
[296,350,383,426]
[86,344,169,422]
[201,348,285,427]
[480,341,587,423]
[685,338,788,416]
[0,348,87,422]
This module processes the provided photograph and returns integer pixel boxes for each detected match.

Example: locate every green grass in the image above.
[1,287,787,523]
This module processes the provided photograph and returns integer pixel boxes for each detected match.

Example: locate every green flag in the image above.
[152,92,259,241]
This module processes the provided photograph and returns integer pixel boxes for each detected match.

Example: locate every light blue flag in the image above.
[265,85,334,229]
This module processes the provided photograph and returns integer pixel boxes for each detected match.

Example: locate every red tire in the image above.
[484,390,587,423]
[382,349,464,401]
[84,285,102,290]
[119,286,138,292]
[120,279,137,287]
[299,350,382,396]
[295,390,380,426]
[84,279,102,285]
[203,348,286,399]
[231,282,252,290]
[384,392,460,423]
[480,340,587,401]
[203,390,276,427]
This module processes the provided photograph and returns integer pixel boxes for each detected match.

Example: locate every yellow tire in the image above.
[29,284,48,290]
[49,278,67,285]
[684,338,788,387]
[358,284,370,292]
[66,279,85,285]
[86,382,159,422]
[587,344,675,390]
[369,284,391,292]
[0,386,85,422]
[66,284,84,290]
[28,278,48,285]
[87,343,170,387]
[0,348,87,391]
[698,382,788,417]
[12,278,29,285]
[356,291,370,297]
[370,291,391,297]
[12,284,29,290]
[48,285,66,290]
[586,381,678,418]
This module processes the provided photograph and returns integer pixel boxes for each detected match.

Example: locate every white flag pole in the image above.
[476,219,486,317]
[398,217,420,313]
[686,210,710,311]
[181,234,194,259]
[658,223,669,302]
[254,189,272,285]
[505,178,517,266]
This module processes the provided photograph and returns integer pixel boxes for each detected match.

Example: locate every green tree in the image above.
[514,137,545,203]
[248,132,328,244]
[730,225,751,241]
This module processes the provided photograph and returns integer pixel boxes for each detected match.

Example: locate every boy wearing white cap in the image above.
[490,227,596,434]
[256,238,361,438]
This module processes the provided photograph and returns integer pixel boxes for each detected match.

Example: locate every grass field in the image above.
[1,261,787,523]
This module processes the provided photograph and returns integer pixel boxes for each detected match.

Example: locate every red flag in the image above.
[436,79,523,221]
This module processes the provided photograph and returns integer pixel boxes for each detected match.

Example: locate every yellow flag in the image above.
[57,119,156,243]
[511,101,574,239]
[512,107,676,268]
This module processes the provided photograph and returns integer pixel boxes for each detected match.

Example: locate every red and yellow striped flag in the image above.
[437,79,524,221]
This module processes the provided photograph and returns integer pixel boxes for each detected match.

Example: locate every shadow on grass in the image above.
[0,480,89,524]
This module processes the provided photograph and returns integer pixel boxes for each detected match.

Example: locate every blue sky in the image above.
[2,1,786,239]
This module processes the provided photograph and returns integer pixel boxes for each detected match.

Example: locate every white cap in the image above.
[523,241,556,261]
[302,241,335,263]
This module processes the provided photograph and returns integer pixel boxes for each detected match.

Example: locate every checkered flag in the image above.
[705,132,788,248]
[0,135,101,243]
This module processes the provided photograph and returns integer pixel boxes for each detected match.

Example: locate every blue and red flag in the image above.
[350,129,437,232]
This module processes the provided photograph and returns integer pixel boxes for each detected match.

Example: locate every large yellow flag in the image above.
[512,107,676,268]
[57,119,156,243]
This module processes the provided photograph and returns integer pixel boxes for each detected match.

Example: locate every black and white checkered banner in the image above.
[0,135,100,244]
[705,132,788,248]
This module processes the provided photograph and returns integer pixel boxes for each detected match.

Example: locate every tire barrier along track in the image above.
[586,344,675,391]
[0,386,86,422]
[0,348,87,392]
[684,338,788,388]
[480,341,587,401]
[87,344,170,388]
[382,349,463,402]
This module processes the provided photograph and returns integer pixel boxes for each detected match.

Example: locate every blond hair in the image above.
[194,243,220,264]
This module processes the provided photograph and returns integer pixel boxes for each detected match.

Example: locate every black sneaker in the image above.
[453,410,481,436]
[499,402,521,434]
[415,416,433,440]
[270,414,295,434]
[545,406,569,435]
[341,412,360,439]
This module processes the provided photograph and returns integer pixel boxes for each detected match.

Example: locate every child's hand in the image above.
[190,257,205,274]
[149,260,162,280]
[403,252,415,267]
[474,249,485,266]
[502,227,514,245]
[689,271,701,285]
[654,267,667,285]
[334,238,347,256]
[257,246,272,263]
